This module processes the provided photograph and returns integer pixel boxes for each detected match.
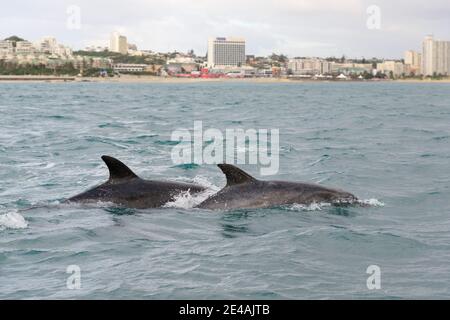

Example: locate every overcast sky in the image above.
[1,0,449,58]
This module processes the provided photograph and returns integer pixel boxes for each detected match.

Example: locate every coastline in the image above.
[1,74,450,84]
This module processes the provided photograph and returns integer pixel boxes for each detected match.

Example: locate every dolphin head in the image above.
[328,189,358,205]
[292,183,358,205]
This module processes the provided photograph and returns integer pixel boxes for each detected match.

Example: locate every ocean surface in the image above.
[0,81,449,299]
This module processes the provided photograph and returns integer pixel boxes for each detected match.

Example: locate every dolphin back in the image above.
[66,155,206,208]
[197,164,357,210]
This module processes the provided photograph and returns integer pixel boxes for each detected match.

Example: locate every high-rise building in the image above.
[404,50,422,74]
[207,37,245,68]
[422,35,450,76]
[110,32,128,55]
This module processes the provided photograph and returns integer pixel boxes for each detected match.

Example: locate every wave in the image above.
[0,211,28,230]
[288,202,332,211]
[171,163,200,170]
[287,198,385,212]
[357,198,385,207]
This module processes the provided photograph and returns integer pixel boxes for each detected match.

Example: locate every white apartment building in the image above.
[15,41,37,54]
[54,44,73,56]
[377,61,405,77]
[110,32,128,54]
[0,40,14,54]
[404,50,422,74]
[207,37,246,68]
[331,62,373,75]
[37,37,57,53]
[288,58,332,75]
[0,37,88,69]
[33,37,72,57]
[113,63,148,73]
[422,35,450,76]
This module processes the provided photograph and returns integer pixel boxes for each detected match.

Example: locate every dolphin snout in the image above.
[333,190,358,204]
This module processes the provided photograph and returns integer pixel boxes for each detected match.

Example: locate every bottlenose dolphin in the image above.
[197,164,357,210]
[67,156,205,208]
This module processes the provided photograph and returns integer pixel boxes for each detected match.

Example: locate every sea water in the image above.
[0,81,449,299]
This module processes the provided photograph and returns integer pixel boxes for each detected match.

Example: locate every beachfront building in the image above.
[404,50,422,75]
[207,37,246,68]
[422,35,450,76]
[166,56,198,75]
[36,37,56,53]
[0,40,14,55]
[54,44,73,57]
[376,60,405,78]
[91,57,113,69]
[113,63,148,73]
[1,37,73,63]
[0,36,116,74]
[331,62,373,75]
[110,32,128,55]
[34,37,72,57]
[15,41,37,55]
[288,58,332,75]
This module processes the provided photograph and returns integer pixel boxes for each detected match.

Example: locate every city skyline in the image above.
[2,33,449,79]
[1,0,449,59]
[1,31,446,62]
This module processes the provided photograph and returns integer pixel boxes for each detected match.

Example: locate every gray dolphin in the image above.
[197,164,357,210]
[66,156,205,209]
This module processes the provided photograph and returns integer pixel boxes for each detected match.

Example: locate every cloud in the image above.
[0,0,449,58]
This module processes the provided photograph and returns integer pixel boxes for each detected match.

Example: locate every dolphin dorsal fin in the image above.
[101,155,138,183]
[218,164,257,187]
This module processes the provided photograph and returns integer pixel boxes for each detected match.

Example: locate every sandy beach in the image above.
[395,78,450,83]
[79,75,296,84]
[83,75,450,84]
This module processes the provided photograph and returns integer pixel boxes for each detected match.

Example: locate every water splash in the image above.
[357,198,385,207]
[288,202,332,211]
[287,198,384,211]
[0,211,28,230]
[164,175,220,209]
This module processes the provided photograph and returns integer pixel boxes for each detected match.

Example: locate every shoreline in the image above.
[1,74,450,84]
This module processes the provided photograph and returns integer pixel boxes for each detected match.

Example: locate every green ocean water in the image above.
[0,82,449,299]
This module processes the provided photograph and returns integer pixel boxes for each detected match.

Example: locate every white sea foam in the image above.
[289,202,333,211]
[164,175,221,209]
[44,162,56,169]
[288,198,385,211]
[61,200,116,209]
[163,188,219,209]
[0,211,28,230]
[357,198,385,207]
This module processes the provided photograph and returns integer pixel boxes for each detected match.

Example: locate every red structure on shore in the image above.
[175,68,226,78]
